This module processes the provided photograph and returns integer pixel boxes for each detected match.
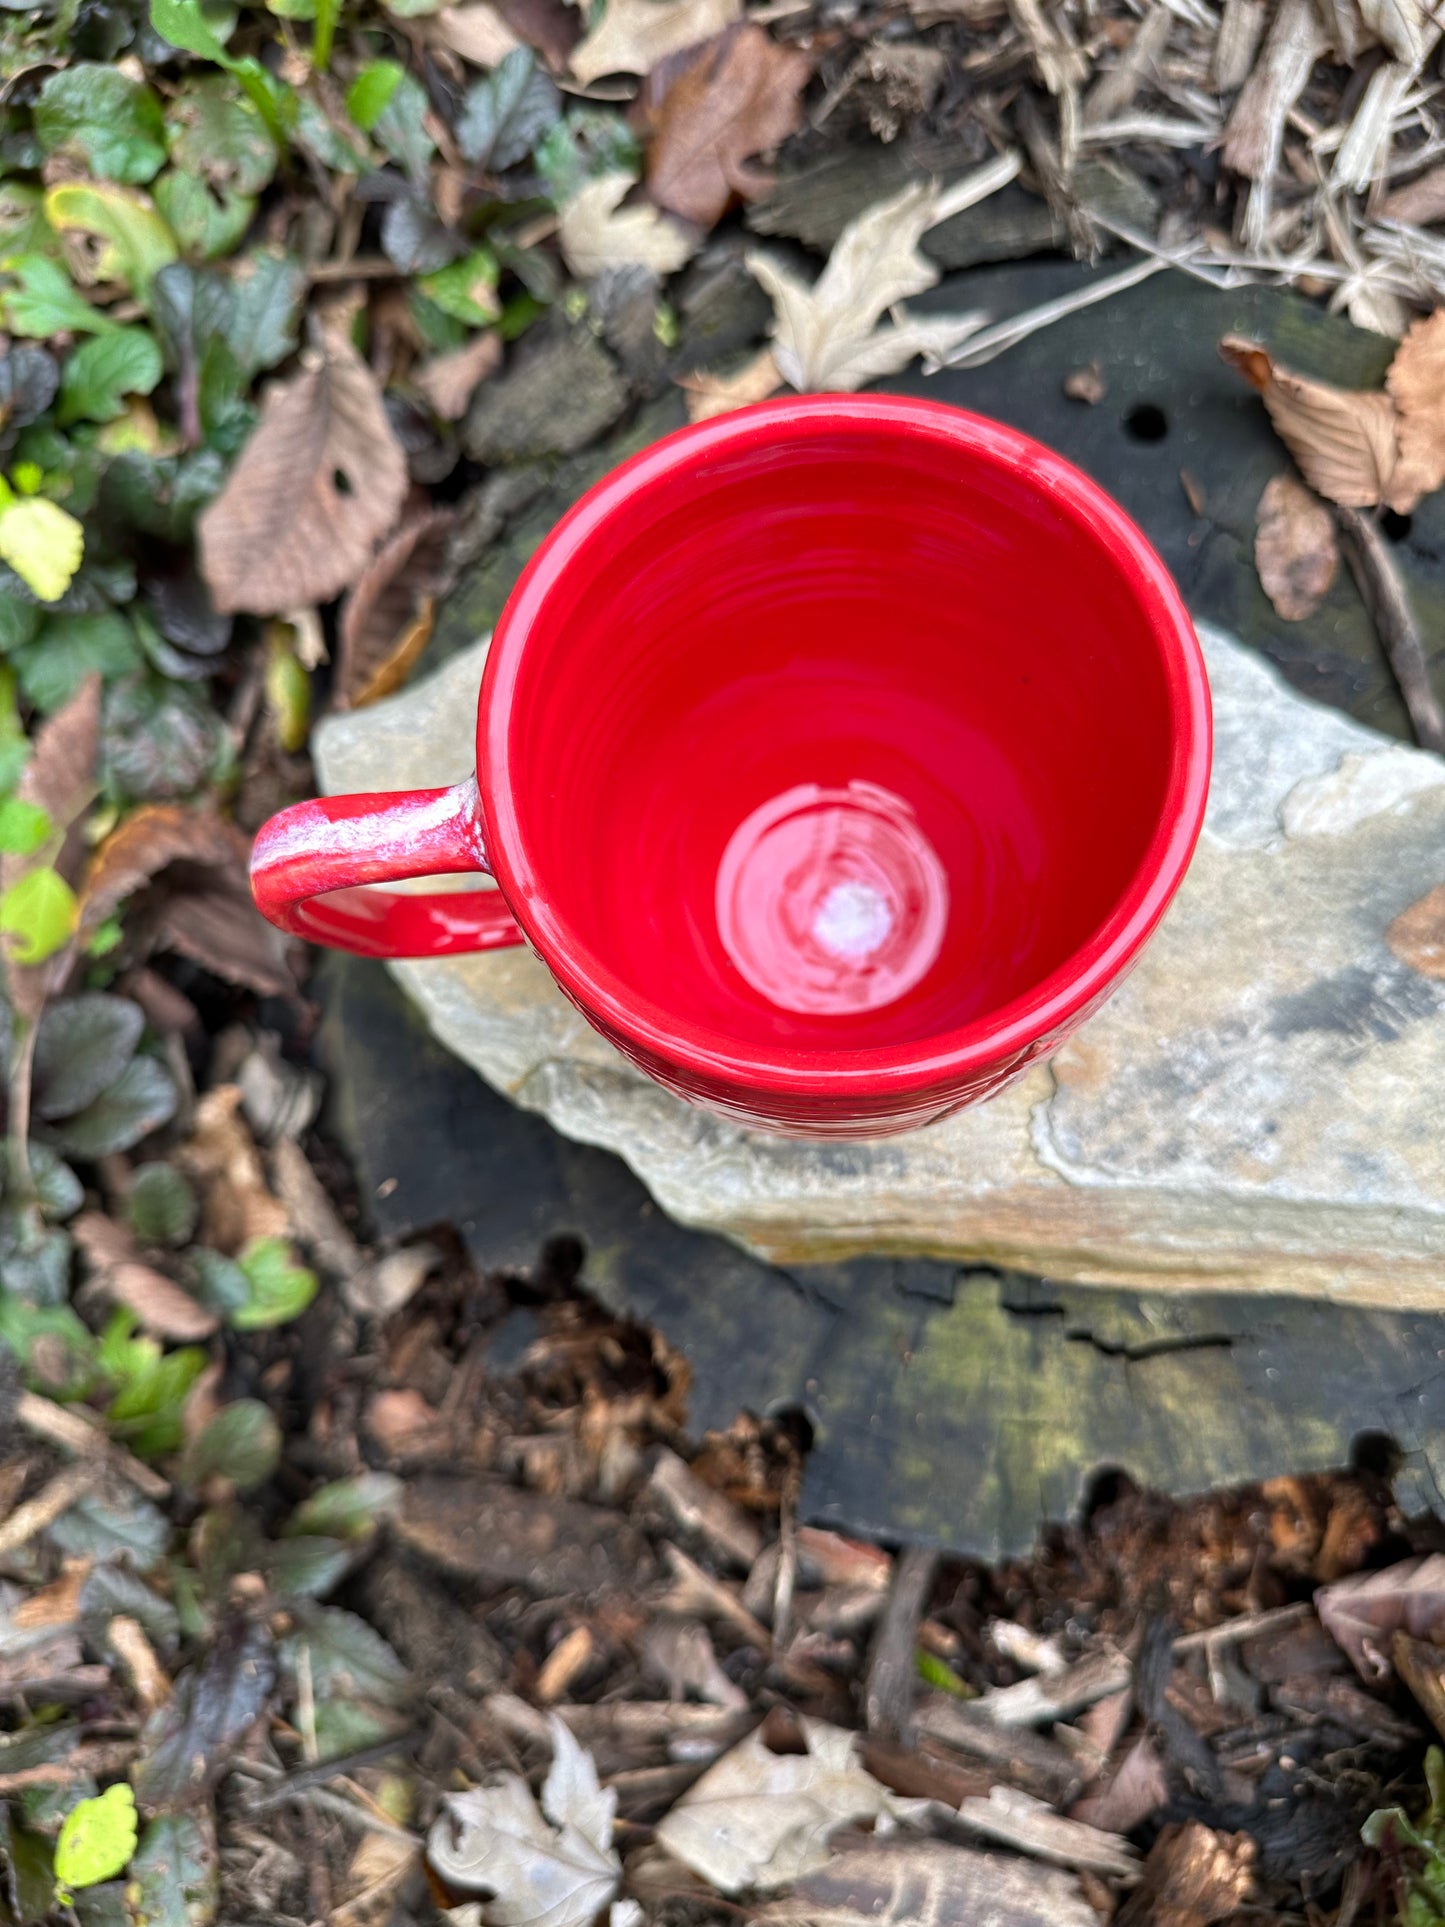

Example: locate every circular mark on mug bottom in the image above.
[716,782,949,1015]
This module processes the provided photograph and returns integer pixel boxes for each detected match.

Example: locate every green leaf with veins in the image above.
[43,183,178,299]
[166,77,277,193]
[59,331,163,427]
[35,67,167,185]
[1,257,120,340]
[153,173,256,263]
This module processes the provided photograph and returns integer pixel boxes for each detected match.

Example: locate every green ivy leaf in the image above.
[0,345,60,436]
[372,68,434,185]
[14,610,141,713]
[0,798,52,856]
[53,1785,137,1894]
[0,493,84,602]
[35,67,167,186]
[0,257,120,340]
[52,1054,178,1158]
[148,0,231,59]
[232,1236,317,1329]
[126,1814,220,1927]
[166,75,277,193]
[126,1163,199,1247]
[59,331,163,427]
[285,1471,401,1541]
[43,184,178,300]
[0,183,52,258]
[152,173,256,263]
[148,0,296,149]
[456,49,560,172]
[417,248,500,326]
[101,1312,206,1458]
[179,1400,282,1491]
[536,107,640,205]
[102,678,230,801]
[345,58,403,132]
[34,993,144,1121]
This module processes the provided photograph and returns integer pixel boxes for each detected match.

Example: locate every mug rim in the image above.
[478,393,1212,1101]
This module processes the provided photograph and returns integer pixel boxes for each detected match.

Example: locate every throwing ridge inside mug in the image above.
[251,395,1212,1137]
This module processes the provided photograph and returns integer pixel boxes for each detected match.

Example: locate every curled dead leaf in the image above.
[197,338,408,616]
[414,332,502,422]
[74,1212,218,1341]
[558,174,696,280]
[640,25,811,229]
[570,0,740,84]
[177,1084,289,1251]
[1220,335,1400,510]
[678,347,783,421]
[337,511,456,711]
[1385,309,1445,513]
[1254,473,1338,621]
[79,806,297,1000]
[1387,882,1445,979]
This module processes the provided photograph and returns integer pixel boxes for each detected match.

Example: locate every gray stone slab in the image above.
[314,620,1445,1308]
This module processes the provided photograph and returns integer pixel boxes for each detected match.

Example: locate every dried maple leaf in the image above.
[197,335,407,616]
[1386,309,1445,512]
[570,0,740,84]
[413,332,502,421]
[746,181,986,392]
[1254,473,1338,621]
[428,1717,622,1926]
[678,346,782,421]
[78,806,297,999]
[1220,335,1401,510]
[73,1212,218,1342]
[337,511,456,711]
[641,25,811,228]
[1387,882,1445,980]
[558,174,696,279]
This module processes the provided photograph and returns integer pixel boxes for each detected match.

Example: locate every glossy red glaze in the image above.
[251,395,1211,1137]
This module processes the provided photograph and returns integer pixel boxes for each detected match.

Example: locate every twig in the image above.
[240,1731,423,1811]
[864,1545,939,1738]
[1334,504,1445,752]
[929,256,1166,370]
[929,149,1024,227]
[0,1462,100,1562]
[17,1391,170,1501]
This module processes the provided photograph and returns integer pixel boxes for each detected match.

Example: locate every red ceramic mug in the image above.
[251,395,1211,1137]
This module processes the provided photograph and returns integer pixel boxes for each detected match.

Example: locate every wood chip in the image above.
[959,1784,1140,1878]
[645,1449,763,1572]
[107,1613,171,1715]
[1114,1821,1255,1927]
[535,1624,596,1703]
[1222,0,1326,181]
[0,1463,100,1561]
[972,1644,1133,1728]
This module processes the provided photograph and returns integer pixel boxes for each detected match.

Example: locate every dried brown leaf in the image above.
[413,332,502,422]
[1254,473,1338,620]
[1220,335,1400,508]
[78,805,297,999]
[1387,882,1445,979]
[757,1839,1099,1927]
[678,347,782,420]
[74,1212,219,1341]
[1063,361,1106,404]
[337,511,456,711]
[197,338,407,616]
[1317,1553,1445,1679]
[177,1084,289,1251]
[640,25,811,228]
[1385,308,1445,512]
[570,0,740,83]
[3,674,100,1022]
[431,1,524,63]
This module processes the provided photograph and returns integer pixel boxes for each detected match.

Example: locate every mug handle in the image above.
[249,777,525,959]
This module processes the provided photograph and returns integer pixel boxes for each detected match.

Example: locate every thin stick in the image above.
[929,255,1166,370]
[1334,505,1445,752]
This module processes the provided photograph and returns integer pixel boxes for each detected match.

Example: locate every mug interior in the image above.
[483,399,1205,1083]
